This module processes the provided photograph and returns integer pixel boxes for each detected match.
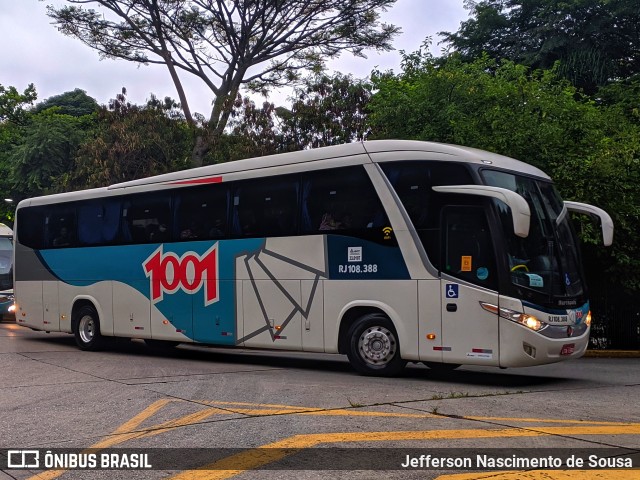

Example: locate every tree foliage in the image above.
[64,89,192,189]
[225,95,288,159]
[224,72,372,156]
[48,0,400,166]
[596,74,640,124]
[280,73,372,149]
[33,88,99,117]
[0,84,39,225]
[9,110,93,198]
[368,48,640,290]
[441,0,640,92]
[0,84,37,125]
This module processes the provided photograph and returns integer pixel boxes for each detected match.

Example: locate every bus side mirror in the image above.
[564,201,614,246]
[432,185,531,238]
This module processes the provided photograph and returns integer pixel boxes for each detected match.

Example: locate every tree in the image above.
[440,0,640,93]
[596,74,640,124]
[279,73,372,149]
[0,84,38,224]
[0,84,38,161]
[9,110,93,198]
[226,95,286,158]
[48,0,400,166]
[33,88,99,117]
[65,89,193,189]
[223,73,373,157]
[368,50,602,169]
[0,84,37,125]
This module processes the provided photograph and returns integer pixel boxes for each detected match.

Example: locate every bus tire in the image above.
[346,313,406,376]
[73,305,103,351]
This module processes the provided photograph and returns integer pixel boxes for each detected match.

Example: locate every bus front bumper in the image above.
[499,318,590,368]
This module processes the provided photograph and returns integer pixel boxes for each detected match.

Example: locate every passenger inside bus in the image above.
[149,223,170,242]
[180,220,202,240]
[53,227,71,247]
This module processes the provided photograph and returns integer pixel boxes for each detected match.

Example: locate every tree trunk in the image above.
[190,77,244,167]
[191,134,209,168]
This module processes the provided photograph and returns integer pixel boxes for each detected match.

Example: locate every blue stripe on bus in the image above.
[37,235,409,343]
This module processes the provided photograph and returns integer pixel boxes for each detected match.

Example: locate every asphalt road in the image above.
[1,320,639,479]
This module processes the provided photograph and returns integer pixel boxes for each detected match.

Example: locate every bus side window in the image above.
[231,175,299,238]
[174,185,229,241]
[78,199,121,246]
[16,207,46,249]
[302,166,391,243]
[45,207,77,249]
[122,194,171,244]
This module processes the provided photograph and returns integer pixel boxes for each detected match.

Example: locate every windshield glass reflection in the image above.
[482,170,584,305]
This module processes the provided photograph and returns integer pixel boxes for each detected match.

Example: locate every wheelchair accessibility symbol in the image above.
[446,284,459,299]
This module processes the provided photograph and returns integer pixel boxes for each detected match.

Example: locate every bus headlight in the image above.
[522,314,543,331]
[585,310,592,326]
[480,302,547,332]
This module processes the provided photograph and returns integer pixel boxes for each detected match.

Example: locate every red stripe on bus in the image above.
[167,176,222,185]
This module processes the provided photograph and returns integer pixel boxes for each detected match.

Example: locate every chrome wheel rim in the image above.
[78,315,95,344]
[358,326,397,366]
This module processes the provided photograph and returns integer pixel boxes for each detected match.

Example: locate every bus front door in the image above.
[440,277,500,365]
[438,206,500,366]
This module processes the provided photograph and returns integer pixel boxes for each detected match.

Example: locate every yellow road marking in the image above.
[169,425,640,480]
[437,470,639,479]
[92,398,175,448]
[25,399,640,480]
[26,399,173,480]
[463,416,638,426]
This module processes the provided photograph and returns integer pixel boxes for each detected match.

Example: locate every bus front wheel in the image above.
[73,305,103,351]
[346,313,406,376]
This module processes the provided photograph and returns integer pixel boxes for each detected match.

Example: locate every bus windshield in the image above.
[482,170,585,306]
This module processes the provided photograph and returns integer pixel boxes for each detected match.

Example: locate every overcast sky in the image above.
[0,0,469,115]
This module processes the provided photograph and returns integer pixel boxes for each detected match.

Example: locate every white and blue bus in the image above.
[13,141,613,375]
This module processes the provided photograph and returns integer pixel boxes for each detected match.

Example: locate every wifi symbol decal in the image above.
[382,226,393,239]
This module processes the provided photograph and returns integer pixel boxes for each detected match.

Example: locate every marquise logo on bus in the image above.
[143,243,219,306]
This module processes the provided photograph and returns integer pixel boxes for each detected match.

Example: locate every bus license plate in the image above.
[560,343,575,356]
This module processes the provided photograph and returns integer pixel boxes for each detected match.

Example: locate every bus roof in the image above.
[107,140,549,190]
[18,140,550,207]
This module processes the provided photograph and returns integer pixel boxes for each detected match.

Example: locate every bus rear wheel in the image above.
[73,305,103,351]
[346,313,406,376]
